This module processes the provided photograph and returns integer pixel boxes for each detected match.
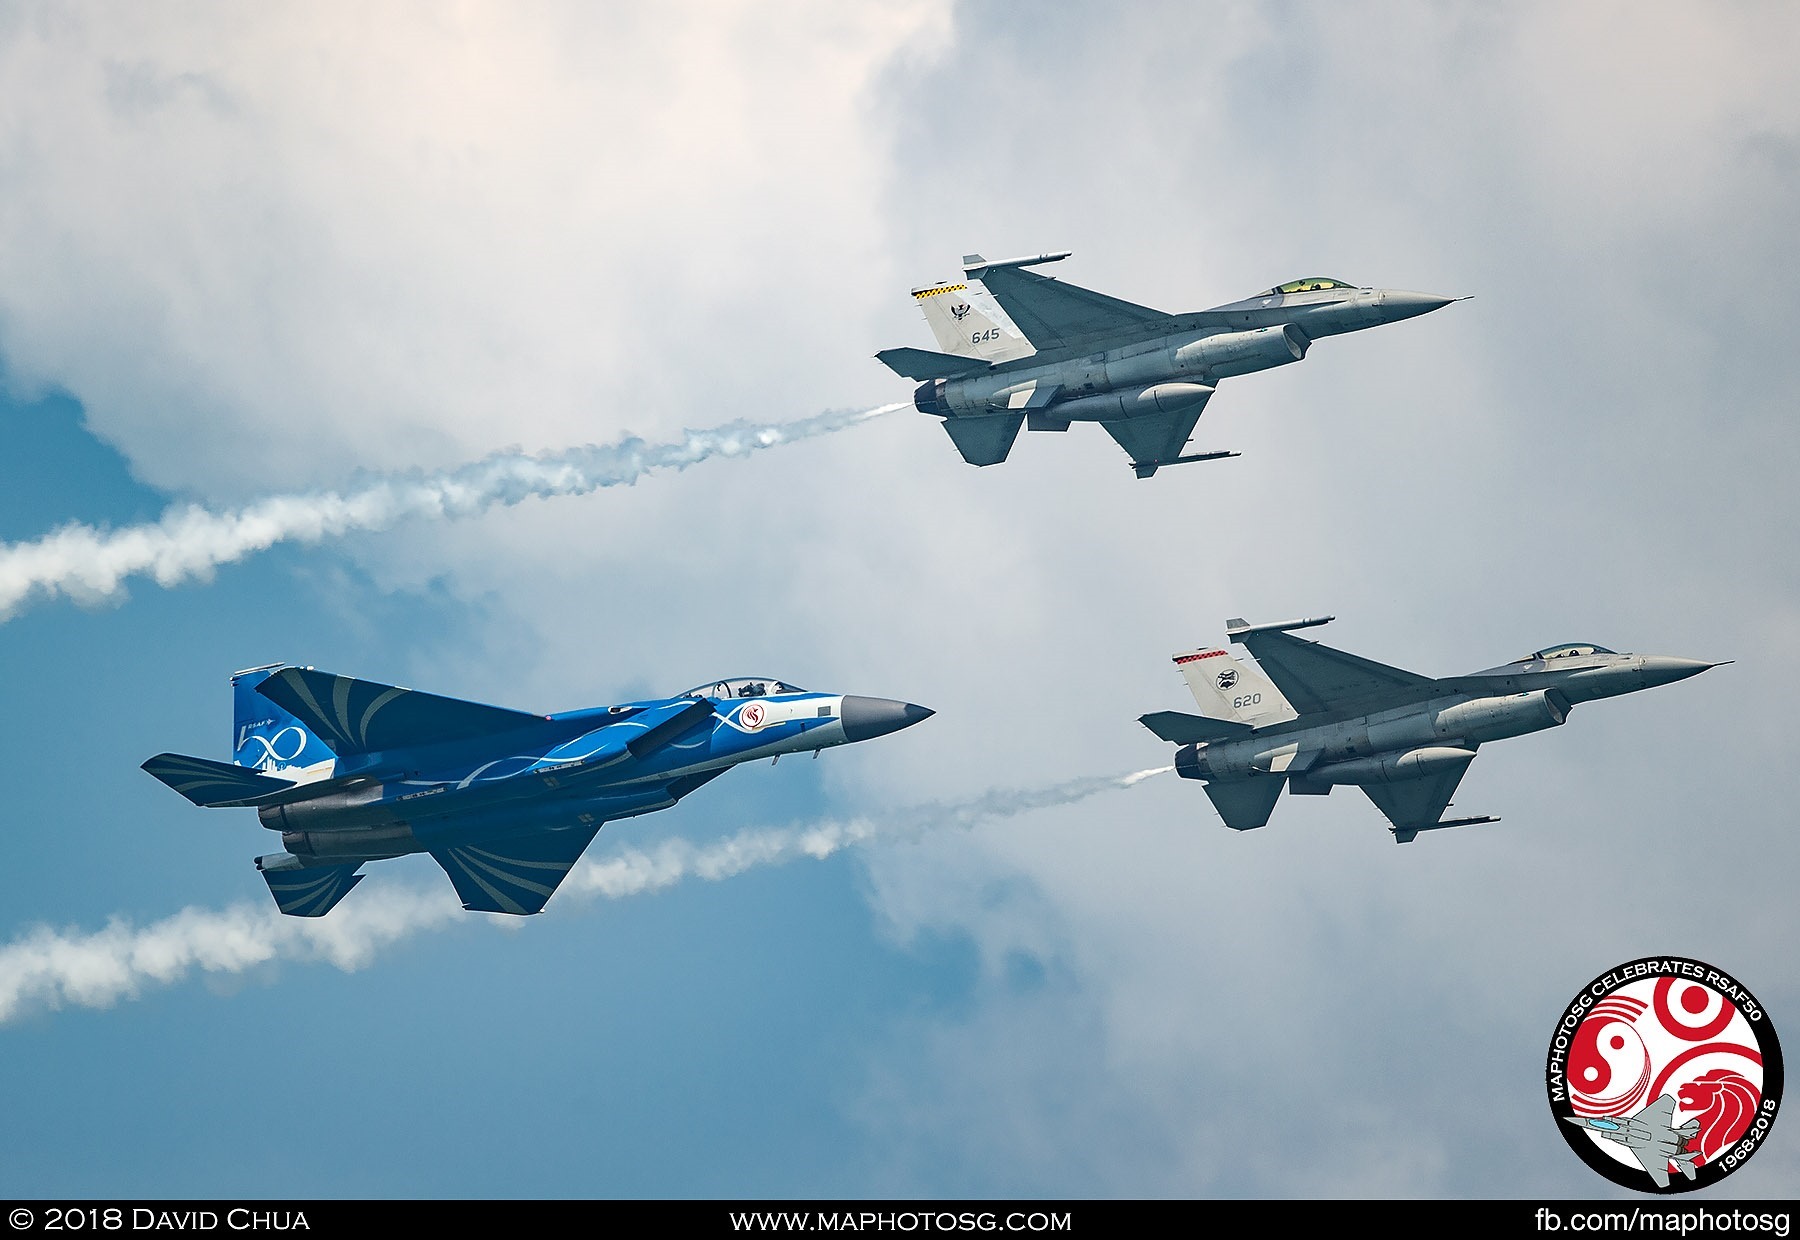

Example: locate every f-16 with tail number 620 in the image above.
[1139,617,1721,841]
[143,666,932,916]
[877,252,1460,477]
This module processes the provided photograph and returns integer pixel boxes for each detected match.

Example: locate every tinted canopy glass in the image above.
[681,678,806,699]
[1267,277,1353,294]
[1522,643,1617,662]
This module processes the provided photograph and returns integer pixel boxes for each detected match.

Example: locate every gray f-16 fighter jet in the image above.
[1565,1096,1702,1188]
[1140,617,1720,842]
[144,665,931,917]
[877,252,1459,477]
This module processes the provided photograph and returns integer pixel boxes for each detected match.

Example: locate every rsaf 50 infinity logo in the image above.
[1546,957,1782,1192]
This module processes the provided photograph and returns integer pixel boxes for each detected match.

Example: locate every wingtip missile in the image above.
[1132,450,1239,479]
[1391,815,1500,844]
[961,250,1072,276]
[1225,615,1336,641]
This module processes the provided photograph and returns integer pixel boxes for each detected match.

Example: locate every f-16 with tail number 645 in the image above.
[1139,617,1721,842]
[877,252,1460,477]
[143,665,932,917]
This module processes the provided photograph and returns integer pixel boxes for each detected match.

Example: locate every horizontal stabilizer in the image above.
[941,413,1025,466]
[1138,711,1252,743]
[432,822,602,916]
[258,668,543,757]
[259,861,364,917]
[1202,775,1284,832]
[874,346,989,380]
[142,752,295,807]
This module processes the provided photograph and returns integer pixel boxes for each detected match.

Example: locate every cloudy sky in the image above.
[1,0,1795,1200]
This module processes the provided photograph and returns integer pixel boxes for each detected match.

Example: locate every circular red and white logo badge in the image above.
[739,702,766,730]
[1546,957,1782,1193]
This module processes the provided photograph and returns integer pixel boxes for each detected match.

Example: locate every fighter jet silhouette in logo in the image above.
[1564,1095,1702,1188]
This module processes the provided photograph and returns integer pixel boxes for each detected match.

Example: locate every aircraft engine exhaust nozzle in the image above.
[913,380,951,416]
[839,696,935,743]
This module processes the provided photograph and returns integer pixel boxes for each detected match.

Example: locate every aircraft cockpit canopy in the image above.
[1267,277,1354,295]
[1520,643,1617,663]
[682,677,806,700]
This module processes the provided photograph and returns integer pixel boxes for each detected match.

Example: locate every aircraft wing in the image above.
[258,668,545,757]
[1360,754,1475,841]
[431,820,603,915]
[1101,399,1210,478]
[972,260,1171,349]
[1631,1145,1673,1190]
[1639,1095,1677,1128]
[1627,1097,1682,1188]
[1234,628,1437,718]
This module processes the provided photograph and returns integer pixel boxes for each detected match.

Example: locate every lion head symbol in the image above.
[1677,1069,1761,1163]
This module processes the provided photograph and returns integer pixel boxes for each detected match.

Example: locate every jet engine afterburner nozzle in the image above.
[840,696,935,743]
[912,379,951,416]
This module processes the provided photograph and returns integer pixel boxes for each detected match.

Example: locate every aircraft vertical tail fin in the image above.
[912,277,1037,364]
[1173,649,1298,727]
[232,664,336,779]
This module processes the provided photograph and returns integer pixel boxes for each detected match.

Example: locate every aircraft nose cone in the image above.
[1379,290,1459,322]
[1639,656,1721,688]
[840,696,935,742]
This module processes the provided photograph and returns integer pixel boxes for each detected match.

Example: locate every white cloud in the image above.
[0,1,951,492]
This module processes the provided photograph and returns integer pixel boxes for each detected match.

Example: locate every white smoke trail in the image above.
[0,766,1171,1024]
[0,403,901,621]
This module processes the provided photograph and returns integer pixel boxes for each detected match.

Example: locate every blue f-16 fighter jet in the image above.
[143,666,933,917]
